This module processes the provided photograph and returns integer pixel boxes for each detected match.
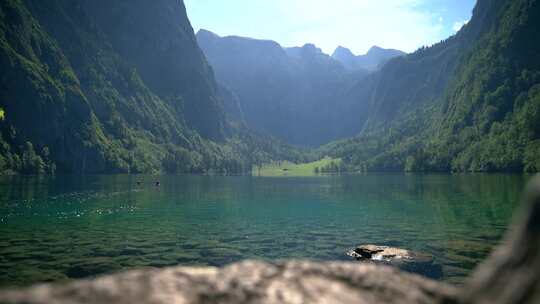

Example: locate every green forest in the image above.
[0,0,308,175]
[320,0,540,173]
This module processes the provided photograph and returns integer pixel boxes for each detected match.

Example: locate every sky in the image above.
[184,0,476,55]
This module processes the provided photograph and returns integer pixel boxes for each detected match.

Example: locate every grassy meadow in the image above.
[252,157,342,176]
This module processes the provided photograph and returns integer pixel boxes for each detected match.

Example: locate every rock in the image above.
[348,244,415,260]
[459,175,540,304]
[347,245,442,279]
[0,260,457,304]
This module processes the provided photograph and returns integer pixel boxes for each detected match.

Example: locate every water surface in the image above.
[0,174,529,286]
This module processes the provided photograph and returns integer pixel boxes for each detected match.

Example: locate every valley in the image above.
[0,0,538,175]
[0,0,539,298]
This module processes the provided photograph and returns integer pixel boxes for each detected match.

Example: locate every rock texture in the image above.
[0,260,456,304]
[1,176,539,303]
[347,245,442,280]
[348,244,415,260]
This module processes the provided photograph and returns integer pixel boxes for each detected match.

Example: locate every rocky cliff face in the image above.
[196,30,367,146]
[1,175,539,304]
[0,0,230,174]
[81,0,226,141]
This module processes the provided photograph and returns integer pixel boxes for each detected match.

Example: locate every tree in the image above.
[21,142,45,174]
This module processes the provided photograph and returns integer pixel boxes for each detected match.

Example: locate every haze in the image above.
[185,0,476,55]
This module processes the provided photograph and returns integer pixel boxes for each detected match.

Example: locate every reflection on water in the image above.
[0,174,529,286]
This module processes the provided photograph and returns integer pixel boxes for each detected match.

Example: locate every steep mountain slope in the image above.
[323,0,540,173]
[80,1,226,141]
[332,45,405,71]
[433,0,540,172]
[0,0,304,174]
[196,29,299,139]
[0,0,111,173]
[197,30,366,146]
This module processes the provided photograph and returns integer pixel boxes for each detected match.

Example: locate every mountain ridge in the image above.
[1,0,537,174]
[331,45,406,71]
[196,29,381,146]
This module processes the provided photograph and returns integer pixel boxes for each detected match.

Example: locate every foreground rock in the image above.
[459,175,540,304]
[0,260,457,304]
[1,176,539,303]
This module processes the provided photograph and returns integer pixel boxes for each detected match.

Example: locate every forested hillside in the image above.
[0,0,306,175]
[323,0,540,173]
[1,0,537,175]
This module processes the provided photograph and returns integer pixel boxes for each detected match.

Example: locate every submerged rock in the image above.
[347,245,442,279]
[347,245,432,262]
[348,244,414,260]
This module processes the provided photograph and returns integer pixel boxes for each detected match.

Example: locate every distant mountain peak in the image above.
[196,29,220,39]
[283,42,327,59]
[367,45,384,54]
[332,45,405,71]
[332,46,355,58]
[301,43,323,54]
[336,45,352,52]
[366,45,405,57]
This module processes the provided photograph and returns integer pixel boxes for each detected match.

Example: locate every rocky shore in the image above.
[1,176,539,303]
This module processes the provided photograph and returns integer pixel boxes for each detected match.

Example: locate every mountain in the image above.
[332,45,405,71]
[0,0,305,174]
[323,0,540,173]
[196,29,303,143]
[196,30,367,146]
[3,0,535,175]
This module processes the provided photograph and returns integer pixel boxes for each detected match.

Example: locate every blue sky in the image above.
[185,0,476,55]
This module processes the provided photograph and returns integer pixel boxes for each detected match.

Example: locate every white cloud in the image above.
[452,19,469,32]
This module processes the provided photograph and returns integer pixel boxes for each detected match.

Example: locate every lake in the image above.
[0,174,530,287]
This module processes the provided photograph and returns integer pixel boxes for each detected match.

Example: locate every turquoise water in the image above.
[0,174,529,287]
